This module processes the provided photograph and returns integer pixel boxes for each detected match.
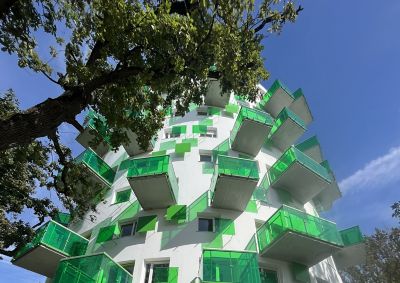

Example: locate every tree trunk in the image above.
[0,89,87,151]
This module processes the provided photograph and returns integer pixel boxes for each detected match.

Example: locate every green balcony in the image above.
[312,161,342,212]
[230,107,274,156]
[202,250,261,283]
[256,205,343,266]
[267,108,306,152]
[267,146,332,204]
[288,88,313,125]
[54,212,71,227]
[127,155,179,209]
[205,77,230,108]
[122,129,155,156]
[12,220,88,277]
[76,110,110,157]
[210,155,259,211]
[53,253,132,283]
[333,226,366,269]
[259,80,294,118]
[295,136,324,163]
[75,148,116,188]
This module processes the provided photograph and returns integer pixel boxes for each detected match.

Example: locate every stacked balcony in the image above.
[76,110,110,157]
[267,107,307,151]
[127,155,179,209]
[123,129,155,157]
[267,146,332,204]
[12,220,88,277]
[75,148,116,189]
[53,253,132,283]
[230,106,274,156]
[312,160,342,212]
[259,80,294,118]
[210,155,259,211]
[256,206,343,266]
[289,88,313,125]
[204,67,230,108]
[333,226,366,269]
[295,136,324,163]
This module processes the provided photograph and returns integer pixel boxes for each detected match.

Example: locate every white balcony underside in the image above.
[231,120,272,156]
[76,128,109,157]
[333,243,366,269]
[128,174,176,210]
[204,79,230,108]
[260,231,342,267]
[211,175,258,211]
[289,97,313,125]
[123,129,152,157]
[12,244,66,278]
[269,121,305,152]
[263,89,293,118]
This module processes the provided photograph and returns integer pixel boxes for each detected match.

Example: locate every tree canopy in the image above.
[0,0,302,257]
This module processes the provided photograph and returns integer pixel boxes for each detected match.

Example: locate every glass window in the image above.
[120,262,135,275]
[198,218,214,232]
[200,128,217,138]
[144,262,170,283]
[200,154,212,162]
[120,222,136,237]
[259,268,278,283]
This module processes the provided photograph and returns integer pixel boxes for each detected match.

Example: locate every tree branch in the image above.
[253,5,304,33]
[0,0,17,20]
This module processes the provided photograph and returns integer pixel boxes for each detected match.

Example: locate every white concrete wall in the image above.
[68,92,343,283]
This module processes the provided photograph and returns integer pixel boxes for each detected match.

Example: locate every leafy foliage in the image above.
[340,227,400,283]
[0,0,303,257]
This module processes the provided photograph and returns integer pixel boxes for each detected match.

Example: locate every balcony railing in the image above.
[340,226,364,246]
[217,155,259,180]
[84,110,111,144]
[53,253,132,283]
[13,220,88,261]
[257,205,343,254]
[127,155,171,177]
[75,148,116,187]
[268,146,331,186]
[269,107,306,137]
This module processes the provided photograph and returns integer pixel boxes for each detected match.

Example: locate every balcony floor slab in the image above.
[333,243,366,269]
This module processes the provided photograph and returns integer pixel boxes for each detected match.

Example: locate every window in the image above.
[259,268,278,283]
[144,262,170,283]
[200,154,212,162]
[120,262,135,275]
[198,218,214,232]
[165,132,181,139]
[114,189,131,204]
[200,128,217,138]
[120,222,136,237]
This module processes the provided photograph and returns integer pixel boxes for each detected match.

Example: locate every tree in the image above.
[340,209,400,283]
[0,0,303,257]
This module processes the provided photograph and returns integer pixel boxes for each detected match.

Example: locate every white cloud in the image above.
[339,146,400,194]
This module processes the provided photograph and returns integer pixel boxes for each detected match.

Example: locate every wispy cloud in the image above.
[339,146,400,194]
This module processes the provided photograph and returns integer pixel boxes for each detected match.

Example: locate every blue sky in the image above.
[1,1,400,282]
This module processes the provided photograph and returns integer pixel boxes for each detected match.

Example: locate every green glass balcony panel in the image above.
[171,125,187,134]
[96,224,120,243]
[85,110,111,143]
[256,205,343,266]
[267,107,306,152]
[289,88,313,125]
[211,155,259,211]
[182,138,198,147]
[114,189,131,204]
[208,106,222,116]
[75,148,115,187]
[245,200,258,213]
[166,205,187,222]
[230,106,274,156]
[259,80,294,118]
[217,155,259,179]
[295,136,324,163]
[259,269,278,283]
[225,104,239,114]
[12,220,88,277]
[175,142,191,154]
[152,150,167,156]
[267,146,332,204]
[127,155,178,209]
[202,250,261,283]
[193,124,208,134]
[126,155,170,177]
[291,263,310,283]
[136,215,157,232]
[202,162,215,174]
[199,118,213,126]
[212,139,230,161]
[54,212,71,227]
[340,226,364,246]
[53,253,132,283]
[160,140,177,151]
[333,226,366,269]
[116,200,141,223]
[152,266,179,283]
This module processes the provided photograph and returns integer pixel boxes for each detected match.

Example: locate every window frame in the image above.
[119,221,137,238]
[198,217,215,232]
